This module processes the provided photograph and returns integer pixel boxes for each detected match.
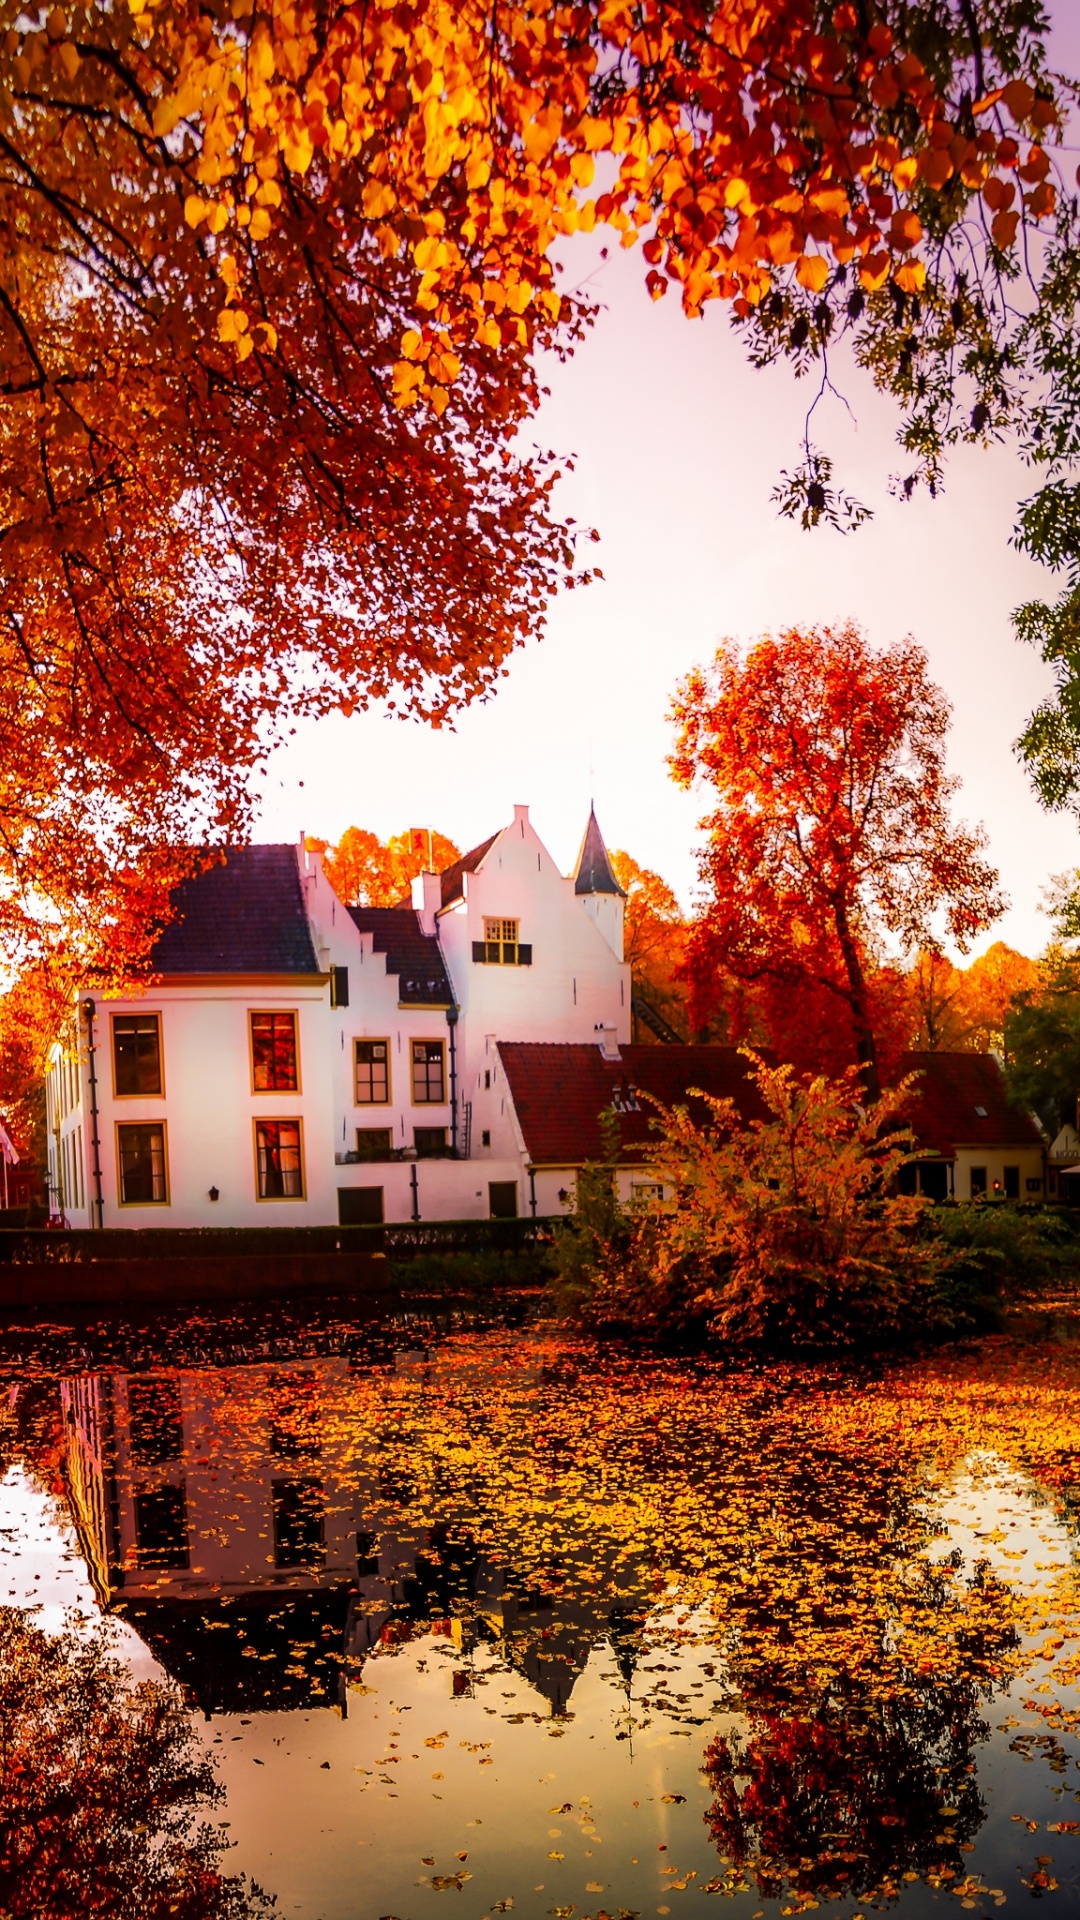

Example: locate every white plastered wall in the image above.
[951,1141,1045,1202]
[68,978,335,1228]
[438,807,630,1177]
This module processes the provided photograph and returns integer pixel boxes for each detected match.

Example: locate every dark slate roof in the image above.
[897,1052,1044,1157]
[439,833,499,908]
[348,905,454,1005]
[496,1043,770,1165]
[573,807,624,897]
[152,846,319,975]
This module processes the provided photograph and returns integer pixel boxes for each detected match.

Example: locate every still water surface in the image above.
[2,1308,1080,1919]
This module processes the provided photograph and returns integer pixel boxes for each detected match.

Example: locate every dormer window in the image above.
[473,918,532,966]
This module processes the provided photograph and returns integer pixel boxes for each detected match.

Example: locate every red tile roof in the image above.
[896,1051,1043,1157]
[496,1043,1044,1168]
[496,1043,770,1165]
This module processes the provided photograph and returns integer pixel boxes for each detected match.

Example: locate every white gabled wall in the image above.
[436,806,629,1186]
[437,806,629,1048]
[300,846,459,1222]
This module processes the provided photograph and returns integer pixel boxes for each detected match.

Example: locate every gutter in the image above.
[82,997,105,1229]
[446,1004,460,1156]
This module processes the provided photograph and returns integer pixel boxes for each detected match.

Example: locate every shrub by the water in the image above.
[925,1200,1080,1327]
[550,1056,1071,1351]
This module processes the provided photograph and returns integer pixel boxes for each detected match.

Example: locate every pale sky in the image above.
[254,6,1080,961]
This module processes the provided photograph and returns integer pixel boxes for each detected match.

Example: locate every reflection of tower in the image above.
[469,1548,652,1717]
[608,1603,647,1745]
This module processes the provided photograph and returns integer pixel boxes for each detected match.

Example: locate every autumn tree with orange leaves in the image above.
[0,1609,271,1918]
[306,826,460,907]
[906,940,1039,1053]
[610,850,692,1041]
[0,1,1075,973]
[671,624,1004,1098]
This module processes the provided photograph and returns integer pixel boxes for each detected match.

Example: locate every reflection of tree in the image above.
[702,1558,1018,1907]
[0,1609,272,1920]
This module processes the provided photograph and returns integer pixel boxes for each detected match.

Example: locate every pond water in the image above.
[2,1306,1080,1920]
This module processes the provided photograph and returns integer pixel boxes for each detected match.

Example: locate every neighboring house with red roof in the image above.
[488,1043,1046,1214]
[894,1051,1046,1202]
[487,1043,769,1213]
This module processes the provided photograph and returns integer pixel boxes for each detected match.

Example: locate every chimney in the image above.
[413,869,441,935]
[597,1026,620,1062]
[513,803,530,834]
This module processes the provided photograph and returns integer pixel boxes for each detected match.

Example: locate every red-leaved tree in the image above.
[670,624,1003,1097]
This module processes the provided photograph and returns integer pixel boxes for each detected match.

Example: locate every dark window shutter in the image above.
[517,944,532,966]
[330,965,349,1007]
[472,941,487,963]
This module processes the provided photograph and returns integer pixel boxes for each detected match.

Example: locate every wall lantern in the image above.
[557,1188,569,1205]
[208,1185,220,1202]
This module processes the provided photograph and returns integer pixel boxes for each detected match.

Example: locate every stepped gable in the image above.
[496,1042,769,1166]
[152,845,319,975]
[572,806,625,897]
[897,1051,1043,1157]
[438,833,499,908]
[348,905,454,1005]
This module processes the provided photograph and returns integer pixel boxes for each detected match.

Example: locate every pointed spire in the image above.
[573,804,625,896]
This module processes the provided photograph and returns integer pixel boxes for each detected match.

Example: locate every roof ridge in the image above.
[439,830,500,907]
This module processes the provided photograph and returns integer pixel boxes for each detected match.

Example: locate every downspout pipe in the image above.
[446,1004,459,1156]
[82,997,105,1229]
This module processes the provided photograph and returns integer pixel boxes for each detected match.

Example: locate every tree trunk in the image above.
[833,902,881,1104]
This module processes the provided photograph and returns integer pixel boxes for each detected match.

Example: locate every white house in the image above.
[44,805,630,1228]
[46,844,339,1229]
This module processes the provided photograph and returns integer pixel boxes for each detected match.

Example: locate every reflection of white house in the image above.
[62,1358,369,1605]
[60,1352,652,1718]
[44,806,630,1227]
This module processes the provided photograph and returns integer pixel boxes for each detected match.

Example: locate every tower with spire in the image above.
[572,804,625,961]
